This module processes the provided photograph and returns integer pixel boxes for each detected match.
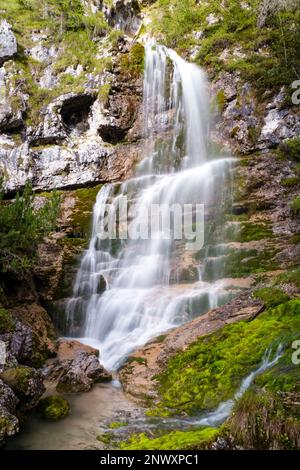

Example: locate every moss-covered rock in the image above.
[0,308,15,334]
[38,395,70,421]
[0,366,45,409]
[152,300,300,416]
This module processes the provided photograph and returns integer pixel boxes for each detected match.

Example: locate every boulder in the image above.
[0,365,45,411]
[38,395,70,421]
[0,379,19,448]
[0,21,17,65]
[56,351,112,393]
[57,338,99,362]
[0,407,19,448]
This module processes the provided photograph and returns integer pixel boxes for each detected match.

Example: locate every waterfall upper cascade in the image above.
[66,42,234,370]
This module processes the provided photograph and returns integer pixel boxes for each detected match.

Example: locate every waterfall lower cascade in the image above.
[66,41,234,370]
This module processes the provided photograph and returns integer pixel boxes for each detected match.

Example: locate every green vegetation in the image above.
[0,181,60,275]
[38,395,70,421]
[0,366,33,396]
[239,222,273,242]
[229,387,300,449]
[281,176,299,187]
[0,308,15,334]
[119,427,219,450]
[0,0,108,44]
[201,246,280,281]
[215,89,226,112]
[109,421,128,429]
[70,185,102,240]
[279,138,300,161]
[151,300,300,416]
[126,356,148,366]
[0,1,111,126]
[149,0,300,94]
[274,267,300,290]
[290,195,300,216]
[98,84,111,107]
[254,287,290,309]
[121,43,145,77]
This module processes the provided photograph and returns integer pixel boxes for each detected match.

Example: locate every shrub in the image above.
[0,181,60,275]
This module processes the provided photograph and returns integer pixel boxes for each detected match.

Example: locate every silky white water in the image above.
[66,42,234,370]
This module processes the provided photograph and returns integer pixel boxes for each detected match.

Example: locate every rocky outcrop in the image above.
[0,379,19,448]
[119,292,265,401]
[0,364,45,446]
[45,339,112,393]
[213,74,300,154]
[0,21,17,65]
[0,30,143,195]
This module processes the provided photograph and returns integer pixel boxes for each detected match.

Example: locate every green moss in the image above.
[215,89,226,112]
[71,185,102,240]
[279,138,300,162]
[290,196,300,216]
[239,222,274,242]
[119,427,219,450]
[201,245,279,281]
[0,308,15,334]
[120,43,145,77]
[109,421,128,429]
[152,300,300,416]
[38,395,70,421]
[281,176,299,187]
[253,287,290,309]
[98,84,111,106]
[97,432,115,445]
[126,356,148,366]
[0,366,33,396]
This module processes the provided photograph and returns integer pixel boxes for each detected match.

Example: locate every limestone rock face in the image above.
[0,54,143,194]
[0,21,17,65]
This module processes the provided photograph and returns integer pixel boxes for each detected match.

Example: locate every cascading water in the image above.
[65,41,234,370]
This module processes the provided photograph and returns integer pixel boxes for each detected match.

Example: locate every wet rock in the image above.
[56,351,112,393]
[0,407,19,448]
[0,365,45,411]
[0,379,19,413]
[0,21,17,65]
[56,339,99,362]
[11,304,57,364]
[0,380,19,446]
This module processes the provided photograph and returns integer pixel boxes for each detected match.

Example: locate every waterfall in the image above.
[65,42,234,370]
